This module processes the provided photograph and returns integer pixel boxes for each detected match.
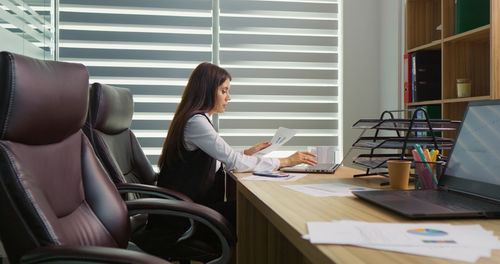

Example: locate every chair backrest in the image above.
[85,82,156,188]
[84,84,236,264]
[0,52,131,263]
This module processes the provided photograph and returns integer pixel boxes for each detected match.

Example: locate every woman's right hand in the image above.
[279,151,317,168]
[244,141,271,156]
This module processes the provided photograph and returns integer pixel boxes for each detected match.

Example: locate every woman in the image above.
[156,62,317,226]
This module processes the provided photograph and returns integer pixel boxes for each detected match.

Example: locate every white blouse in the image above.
[183,113,280,172]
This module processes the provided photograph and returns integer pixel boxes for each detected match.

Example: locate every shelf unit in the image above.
[405,0,499,140]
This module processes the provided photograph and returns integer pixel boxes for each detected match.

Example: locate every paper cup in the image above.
[387,160,411,190]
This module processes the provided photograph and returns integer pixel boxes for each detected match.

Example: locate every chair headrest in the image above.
[89,83,134,134]
[0,52,89,145]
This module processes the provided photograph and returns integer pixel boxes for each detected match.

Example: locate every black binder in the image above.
[411,51,441,102]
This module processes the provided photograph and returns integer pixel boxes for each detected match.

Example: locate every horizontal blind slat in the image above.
[60,0,212,165]
[219,0,339,157]
[58,0,341,164]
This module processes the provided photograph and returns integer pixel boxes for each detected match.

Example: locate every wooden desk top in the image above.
[232,166,500,264]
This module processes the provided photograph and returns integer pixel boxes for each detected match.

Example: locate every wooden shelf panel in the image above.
[443,39,490,99]
[443,25,490,43]
[405,0,441,51]
[443,95,491,104]
[407,40,442,53]
[443,0,455,38]
[492,0,500,99]
[406,100,442,107]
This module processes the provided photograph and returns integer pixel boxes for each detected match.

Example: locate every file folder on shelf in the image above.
[455,0,490,35]
[411,51,441,102]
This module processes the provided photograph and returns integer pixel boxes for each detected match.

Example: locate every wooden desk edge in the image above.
[236,180,335,264]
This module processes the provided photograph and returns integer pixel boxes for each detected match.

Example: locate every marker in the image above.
[430,149,439,162]
[424,149,432,162]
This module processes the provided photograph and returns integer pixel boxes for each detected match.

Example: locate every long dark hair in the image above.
[158,62,231,169]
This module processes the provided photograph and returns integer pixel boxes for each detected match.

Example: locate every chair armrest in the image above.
[126,198,237,264]
[20,245,170,264]
[116,182,192,201]
[117,183,196,242]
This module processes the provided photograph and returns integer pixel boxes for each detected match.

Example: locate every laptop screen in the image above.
[440,100,500,201]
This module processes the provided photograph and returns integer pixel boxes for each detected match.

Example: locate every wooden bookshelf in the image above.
[404,0,498,136]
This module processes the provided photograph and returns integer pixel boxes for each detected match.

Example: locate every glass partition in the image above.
[0,0,53,59]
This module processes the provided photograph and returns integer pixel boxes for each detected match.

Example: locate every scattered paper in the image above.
[305,220,500,262]
[255,127,296,155]
[282,183,374,197]
[240,173,306,182]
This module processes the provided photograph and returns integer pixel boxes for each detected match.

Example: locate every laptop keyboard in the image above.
[412,190,500,211]
[305,163,336,171]
[301,163,339,173]
[280,163,339,173]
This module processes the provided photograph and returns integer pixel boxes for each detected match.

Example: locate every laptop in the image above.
[353,100,500,219]
[280,163,339,174]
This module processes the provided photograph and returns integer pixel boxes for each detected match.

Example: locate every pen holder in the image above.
[413,161,446,190]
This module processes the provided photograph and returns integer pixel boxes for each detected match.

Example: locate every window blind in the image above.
[58,0,213,165]
[58,0,341,165]
[218,0,341,160]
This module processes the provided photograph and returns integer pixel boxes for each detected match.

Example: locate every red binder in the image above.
[403,53,412,103]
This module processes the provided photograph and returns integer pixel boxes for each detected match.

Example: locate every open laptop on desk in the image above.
[353,100,500,219]
[280,163,339,174]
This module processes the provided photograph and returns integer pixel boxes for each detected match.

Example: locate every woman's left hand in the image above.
[278,151,317,168]
[244,141,272,156]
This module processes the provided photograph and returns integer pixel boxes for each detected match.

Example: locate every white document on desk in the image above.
[254,127,296,155]
[363,242,491,263]
[302,232,489,262]
[307,220,500,247]
[282,183,374,197]
[306,220,500,262]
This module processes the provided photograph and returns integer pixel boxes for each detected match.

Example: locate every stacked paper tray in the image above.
[352,119,461,131]
[353,154,413,169]
[352,136,455,150]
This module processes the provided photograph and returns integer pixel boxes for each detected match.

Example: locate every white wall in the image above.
[380,0,403,112]
[342,0,402,165]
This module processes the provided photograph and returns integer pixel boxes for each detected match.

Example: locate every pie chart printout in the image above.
[407,228,448,237]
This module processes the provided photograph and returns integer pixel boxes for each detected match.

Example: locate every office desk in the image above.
[231,166,500,264]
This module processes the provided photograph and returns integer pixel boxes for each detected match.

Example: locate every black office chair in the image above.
[84,82,236,263]
[0,51,234,264]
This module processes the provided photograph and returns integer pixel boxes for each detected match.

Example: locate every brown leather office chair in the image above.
[83,82,188,200]
[83,82,192,233]
[84,82,236,263]
[0,52,234,264]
